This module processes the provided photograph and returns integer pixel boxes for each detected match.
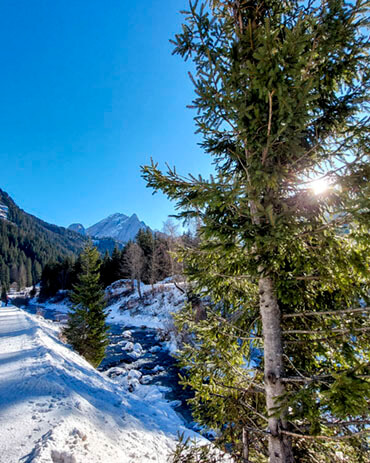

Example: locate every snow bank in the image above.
[0,306,205,463]
[32,292,72,314]
[33,281,186,330]
[32,281,186,353]
[106,281,186,330]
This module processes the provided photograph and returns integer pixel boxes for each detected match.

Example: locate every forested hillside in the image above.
[39,227,198,298]
[0,188,86,292]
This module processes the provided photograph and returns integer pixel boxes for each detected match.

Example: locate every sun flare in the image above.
[310,178,329,195]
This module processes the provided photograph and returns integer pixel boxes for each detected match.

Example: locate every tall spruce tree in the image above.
[143,1,370,462]
[64,242,108,368]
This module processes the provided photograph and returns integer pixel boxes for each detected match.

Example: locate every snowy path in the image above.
[0,306,202,463]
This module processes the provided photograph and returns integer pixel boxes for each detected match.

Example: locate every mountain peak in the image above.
[86,213,148,243]
[68,223,86,236]
[108,212,128,220]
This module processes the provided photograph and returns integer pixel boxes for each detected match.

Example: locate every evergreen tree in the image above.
[163,219,183,277]
[32,260,42,284]
[136,229,152,282]
[100,250,113,288]
[26,258,33,287]
[111,246,122,278]
[136,228,159,286]
[0,188,86,291]
[64,242,108,368]
[0,258,10,291]
[143,1,370,462]
[18,261,27,289]
[153,233,174,281]
[1,287,7,304]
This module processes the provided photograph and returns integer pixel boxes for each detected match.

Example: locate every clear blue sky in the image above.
[0,0,213,231]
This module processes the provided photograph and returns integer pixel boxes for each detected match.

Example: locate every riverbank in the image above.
[0,305,205,462]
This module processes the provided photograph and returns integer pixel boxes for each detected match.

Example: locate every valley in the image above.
[0,281,208,463]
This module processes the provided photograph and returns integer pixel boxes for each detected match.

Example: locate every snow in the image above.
[29,294,72,316]
[0,305,206,463]
[34,282,186,341]
[105,281,185,330]
[86,212,148,243]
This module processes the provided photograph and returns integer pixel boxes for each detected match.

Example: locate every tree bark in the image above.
[259,276,294,463]
[242,426,249,462]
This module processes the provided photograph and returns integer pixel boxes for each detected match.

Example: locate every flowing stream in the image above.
[25,304,194,425]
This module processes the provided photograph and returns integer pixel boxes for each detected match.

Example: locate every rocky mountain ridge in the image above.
[69,212,148,244]
[68,223,86,236]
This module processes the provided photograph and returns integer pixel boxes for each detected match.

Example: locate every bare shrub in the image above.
[171,434,231,463]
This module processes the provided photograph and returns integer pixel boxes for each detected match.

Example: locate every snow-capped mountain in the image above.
[86,213,148,243]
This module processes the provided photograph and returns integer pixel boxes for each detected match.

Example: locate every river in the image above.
[24,304,194,425]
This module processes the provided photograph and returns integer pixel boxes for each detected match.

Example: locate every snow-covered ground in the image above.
[106,280,185,326]
[33,280,186,353]
[35,280,186,327]
[0,305,205,463]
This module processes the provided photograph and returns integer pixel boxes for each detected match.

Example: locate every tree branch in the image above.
[283,327,370,335]
[282,307,370,318]
[281,428,370,441]
[261,90,275,165]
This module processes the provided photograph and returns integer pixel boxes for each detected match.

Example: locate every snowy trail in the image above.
[0,306,203,463]
[0,306,46,461]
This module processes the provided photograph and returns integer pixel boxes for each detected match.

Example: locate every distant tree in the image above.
[136,228,152,283]
[1,287,7,304]
[32,260,42,284]
[149,234,168,289]
[39,262,58,299]
[64,242,108,368]
[57,257,75,290]
[18,262,27,289]
[136,228,164,288]
[123,242,145,298]
[26,258,33,287]
[29,285,37,298]
[10,263,19,288]
[0,188,86,291]
[110,246,123,282]
[0,257,10,292]
[153,234,172,281]
[39,258,75,299]
[100,250,112,288]
[162,219,183,278]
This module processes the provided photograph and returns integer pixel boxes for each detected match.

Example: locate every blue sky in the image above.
[0,0,213,230]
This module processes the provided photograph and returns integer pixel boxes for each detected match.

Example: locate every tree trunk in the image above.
[137,279,142,299]
[259,276,294,463]
[242,427,249,462]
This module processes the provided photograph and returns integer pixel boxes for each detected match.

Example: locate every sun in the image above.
[310,177,329,195]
